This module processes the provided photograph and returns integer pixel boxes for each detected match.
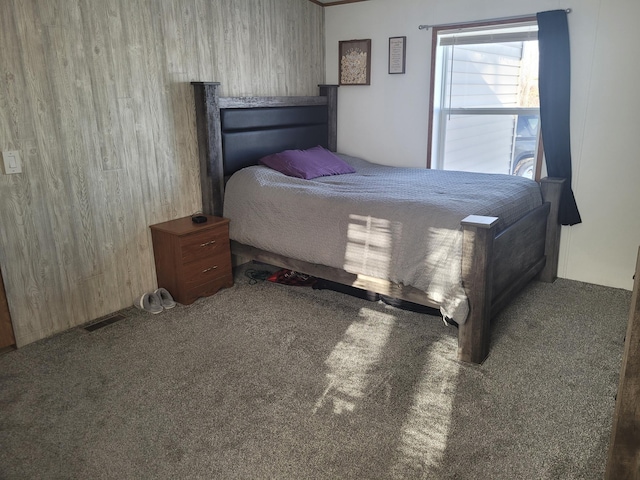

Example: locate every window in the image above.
[428,20,541,179]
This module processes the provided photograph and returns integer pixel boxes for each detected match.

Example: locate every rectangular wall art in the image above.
[388,36,406,74]
[339,39,371,85]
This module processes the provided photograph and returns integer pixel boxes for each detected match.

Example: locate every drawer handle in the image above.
[202,266,218,273]
[200,240,216,247]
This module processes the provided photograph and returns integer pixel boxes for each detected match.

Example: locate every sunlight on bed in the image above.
[389,338,460,478]
[424,227,463,274]
[420,226,464,290]
[312,307,396,414]
[343,214,395,277]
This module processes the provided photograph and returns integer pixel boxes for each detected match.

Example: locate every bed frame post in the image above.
[192,81,224,217]
[538,177,565,283]
[318,84,339,152]
[459,215,499,364]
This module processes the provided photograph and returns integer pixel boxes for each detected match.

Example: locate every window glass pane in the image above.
[431,21,540,178]
[440,113,539,178]
[512,114,538,178]
[439,23,538,46]
[444,42,527,109]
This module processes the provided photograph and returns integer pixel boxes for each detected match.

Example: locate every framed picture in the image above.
[388,36,406,74]
[339,39,371,85]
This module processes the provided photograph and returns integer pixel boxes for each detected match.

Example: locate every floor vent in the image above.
[84,314,126,332]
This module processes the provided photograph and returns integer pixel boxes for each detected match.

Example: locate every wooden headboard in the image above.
[191,82,338,216]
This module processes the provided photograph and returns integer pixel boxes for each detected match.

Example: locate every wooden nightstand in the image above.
[149,215,233,305]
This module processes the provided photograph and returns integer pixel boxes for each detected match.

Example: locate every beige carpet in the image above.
[0,264,630,479]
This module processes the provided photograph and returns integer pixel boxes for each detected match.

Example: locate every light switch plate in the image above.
[2,150,22,174]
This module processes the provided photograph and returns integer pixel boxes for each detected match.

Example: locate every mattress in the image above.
[223,154,543,323]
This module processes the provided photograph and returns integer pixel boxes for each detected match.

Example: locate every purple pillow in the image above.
[258,146,355,179]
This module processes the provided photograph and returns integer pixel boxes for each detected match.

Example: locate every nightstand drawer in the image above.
[180,228,229,264]
[183,253,232,289]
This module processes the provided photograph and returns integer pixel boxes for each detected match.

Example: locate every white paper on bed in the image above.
[223,154,542,324]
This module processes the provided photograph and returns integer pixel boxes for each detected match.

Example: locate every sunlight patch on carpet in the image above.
[313,307,397,414]
[389,337,460,478]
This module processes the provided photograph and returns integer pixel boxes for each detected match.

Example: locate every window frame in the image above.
[426,16,543,180]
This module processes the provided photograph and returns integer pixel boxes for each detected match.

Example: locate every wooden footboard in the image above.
[458,177,564,363]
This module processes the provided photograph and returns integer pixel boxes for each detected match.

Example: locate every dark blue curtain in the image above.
[537,10,582,225]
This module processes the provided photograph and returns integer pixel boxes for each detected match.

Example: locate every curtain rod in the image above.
[418,8,571,30]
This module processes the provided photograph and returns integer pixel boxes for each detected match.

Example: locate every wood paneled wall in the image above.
[0,0,324,346]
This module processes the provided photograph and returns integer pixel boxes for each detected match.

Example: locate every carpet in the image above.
[0,264,631,479]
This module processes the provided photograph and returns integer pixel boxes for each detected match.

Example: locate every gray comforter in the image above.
[223,154,542,323]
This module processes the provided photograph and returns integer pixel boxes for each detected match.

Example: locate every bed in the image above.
[192,82,564,364]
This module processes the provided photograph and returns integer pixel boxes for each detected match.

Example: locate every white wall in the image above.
[325,0,640,291]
